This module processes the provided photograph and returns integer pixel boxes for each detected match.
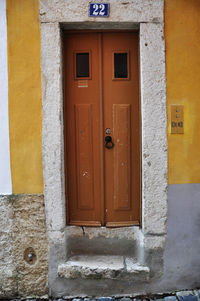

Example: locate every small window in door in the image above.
[74,51,91,79]
[112,51,130,80]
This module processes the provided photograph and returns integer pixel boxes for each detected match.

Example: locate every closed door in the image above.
[64,32,140,227]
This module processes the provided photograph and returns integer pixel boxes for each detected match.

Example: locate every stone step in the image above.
[58,255,150,281]
[65,226,142,258]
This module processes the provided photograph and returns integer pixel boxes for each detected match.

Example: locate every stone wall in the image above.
[0,196,16,297]
[0,195,48,298]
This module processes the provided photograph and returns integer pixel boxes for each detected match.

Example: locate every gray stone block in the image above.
[193,291,200,301]
[164,296,177,301]
[118,298,132,301]
[176,291,197,301]
[98,298,114,301]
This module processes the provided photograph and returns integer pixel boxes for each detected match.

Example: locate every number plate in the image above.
[89,3,109,17]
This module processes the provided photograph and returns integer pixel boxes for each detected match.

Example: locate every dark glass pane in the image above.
[114,53,128,78]
[76,53,89,78]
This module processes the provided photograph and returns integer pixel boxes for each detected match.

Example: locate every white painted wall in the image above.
[0,0,12,194]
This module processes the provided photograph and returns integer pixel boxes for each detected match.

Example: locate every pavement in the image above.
[3,288,200,301]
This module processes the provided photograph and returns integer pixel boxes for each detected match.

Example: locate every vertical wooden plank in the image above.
[113,104,131,211]
[98,33,105,224]
[75,104,94,210]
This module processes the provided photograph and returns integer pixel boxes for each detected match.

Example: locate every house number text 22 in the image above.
[89,3,109,17]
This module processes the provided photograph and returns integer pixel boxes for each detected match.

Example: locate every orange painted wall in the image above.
[7,0,43,193]
[165,0,200,184]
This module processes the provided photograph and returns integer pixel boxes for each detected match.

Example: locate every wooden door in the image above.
[64,32,140,227]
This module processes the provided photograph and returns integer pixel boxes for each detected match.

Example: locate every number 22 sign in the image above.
[89,3,109,17]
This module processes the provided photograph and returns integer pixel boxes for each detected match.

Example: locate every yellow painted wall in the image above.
[7,0,43,193]
[165,0,200,184]
[6,0,200,192]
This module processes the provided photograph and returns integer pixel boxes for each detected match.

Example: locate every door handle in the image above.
[105,136,114,149]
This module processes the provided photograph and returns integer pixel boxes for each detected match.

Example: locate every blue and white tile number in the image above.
[89,3,109,17]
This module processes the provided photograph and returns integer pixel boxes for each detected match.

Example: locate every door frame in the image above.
[40,1,167,293]
[41,21,167,237]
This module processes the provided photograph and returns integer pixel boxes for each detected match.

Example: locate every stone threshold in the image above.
[57,255,150,280]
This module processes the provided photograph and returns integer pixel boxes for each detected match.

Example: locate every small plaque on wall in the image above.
[171,105,184,134]
[89,3,109,17]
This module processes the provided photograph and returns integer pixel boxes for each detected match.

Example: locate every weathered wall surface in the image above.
[166,0,200,184]
[159,184,200,291]
[0,195,48,298]
[159,0,200,292]
[6,0,43,194]
[0,0,48,297]
[0,2,48,296]
[12,195,48,296]
[0,196,16,297]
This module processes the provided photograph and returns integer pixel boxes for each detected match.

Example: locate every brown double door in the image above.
[64,32,140,227]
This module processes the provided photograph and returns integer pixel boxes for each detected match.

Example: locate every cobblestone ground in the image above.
[1,289,200,301]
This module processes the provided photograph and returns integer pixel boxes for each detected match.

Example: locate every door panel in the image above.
[64,33,103,225]
[103,33,140,225]
[113,104,131,211]
[64,32,140,227]
[75,104,94,210]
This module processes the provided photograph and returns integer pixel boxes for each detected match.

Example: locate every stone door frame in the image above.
[40,0,168,291]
